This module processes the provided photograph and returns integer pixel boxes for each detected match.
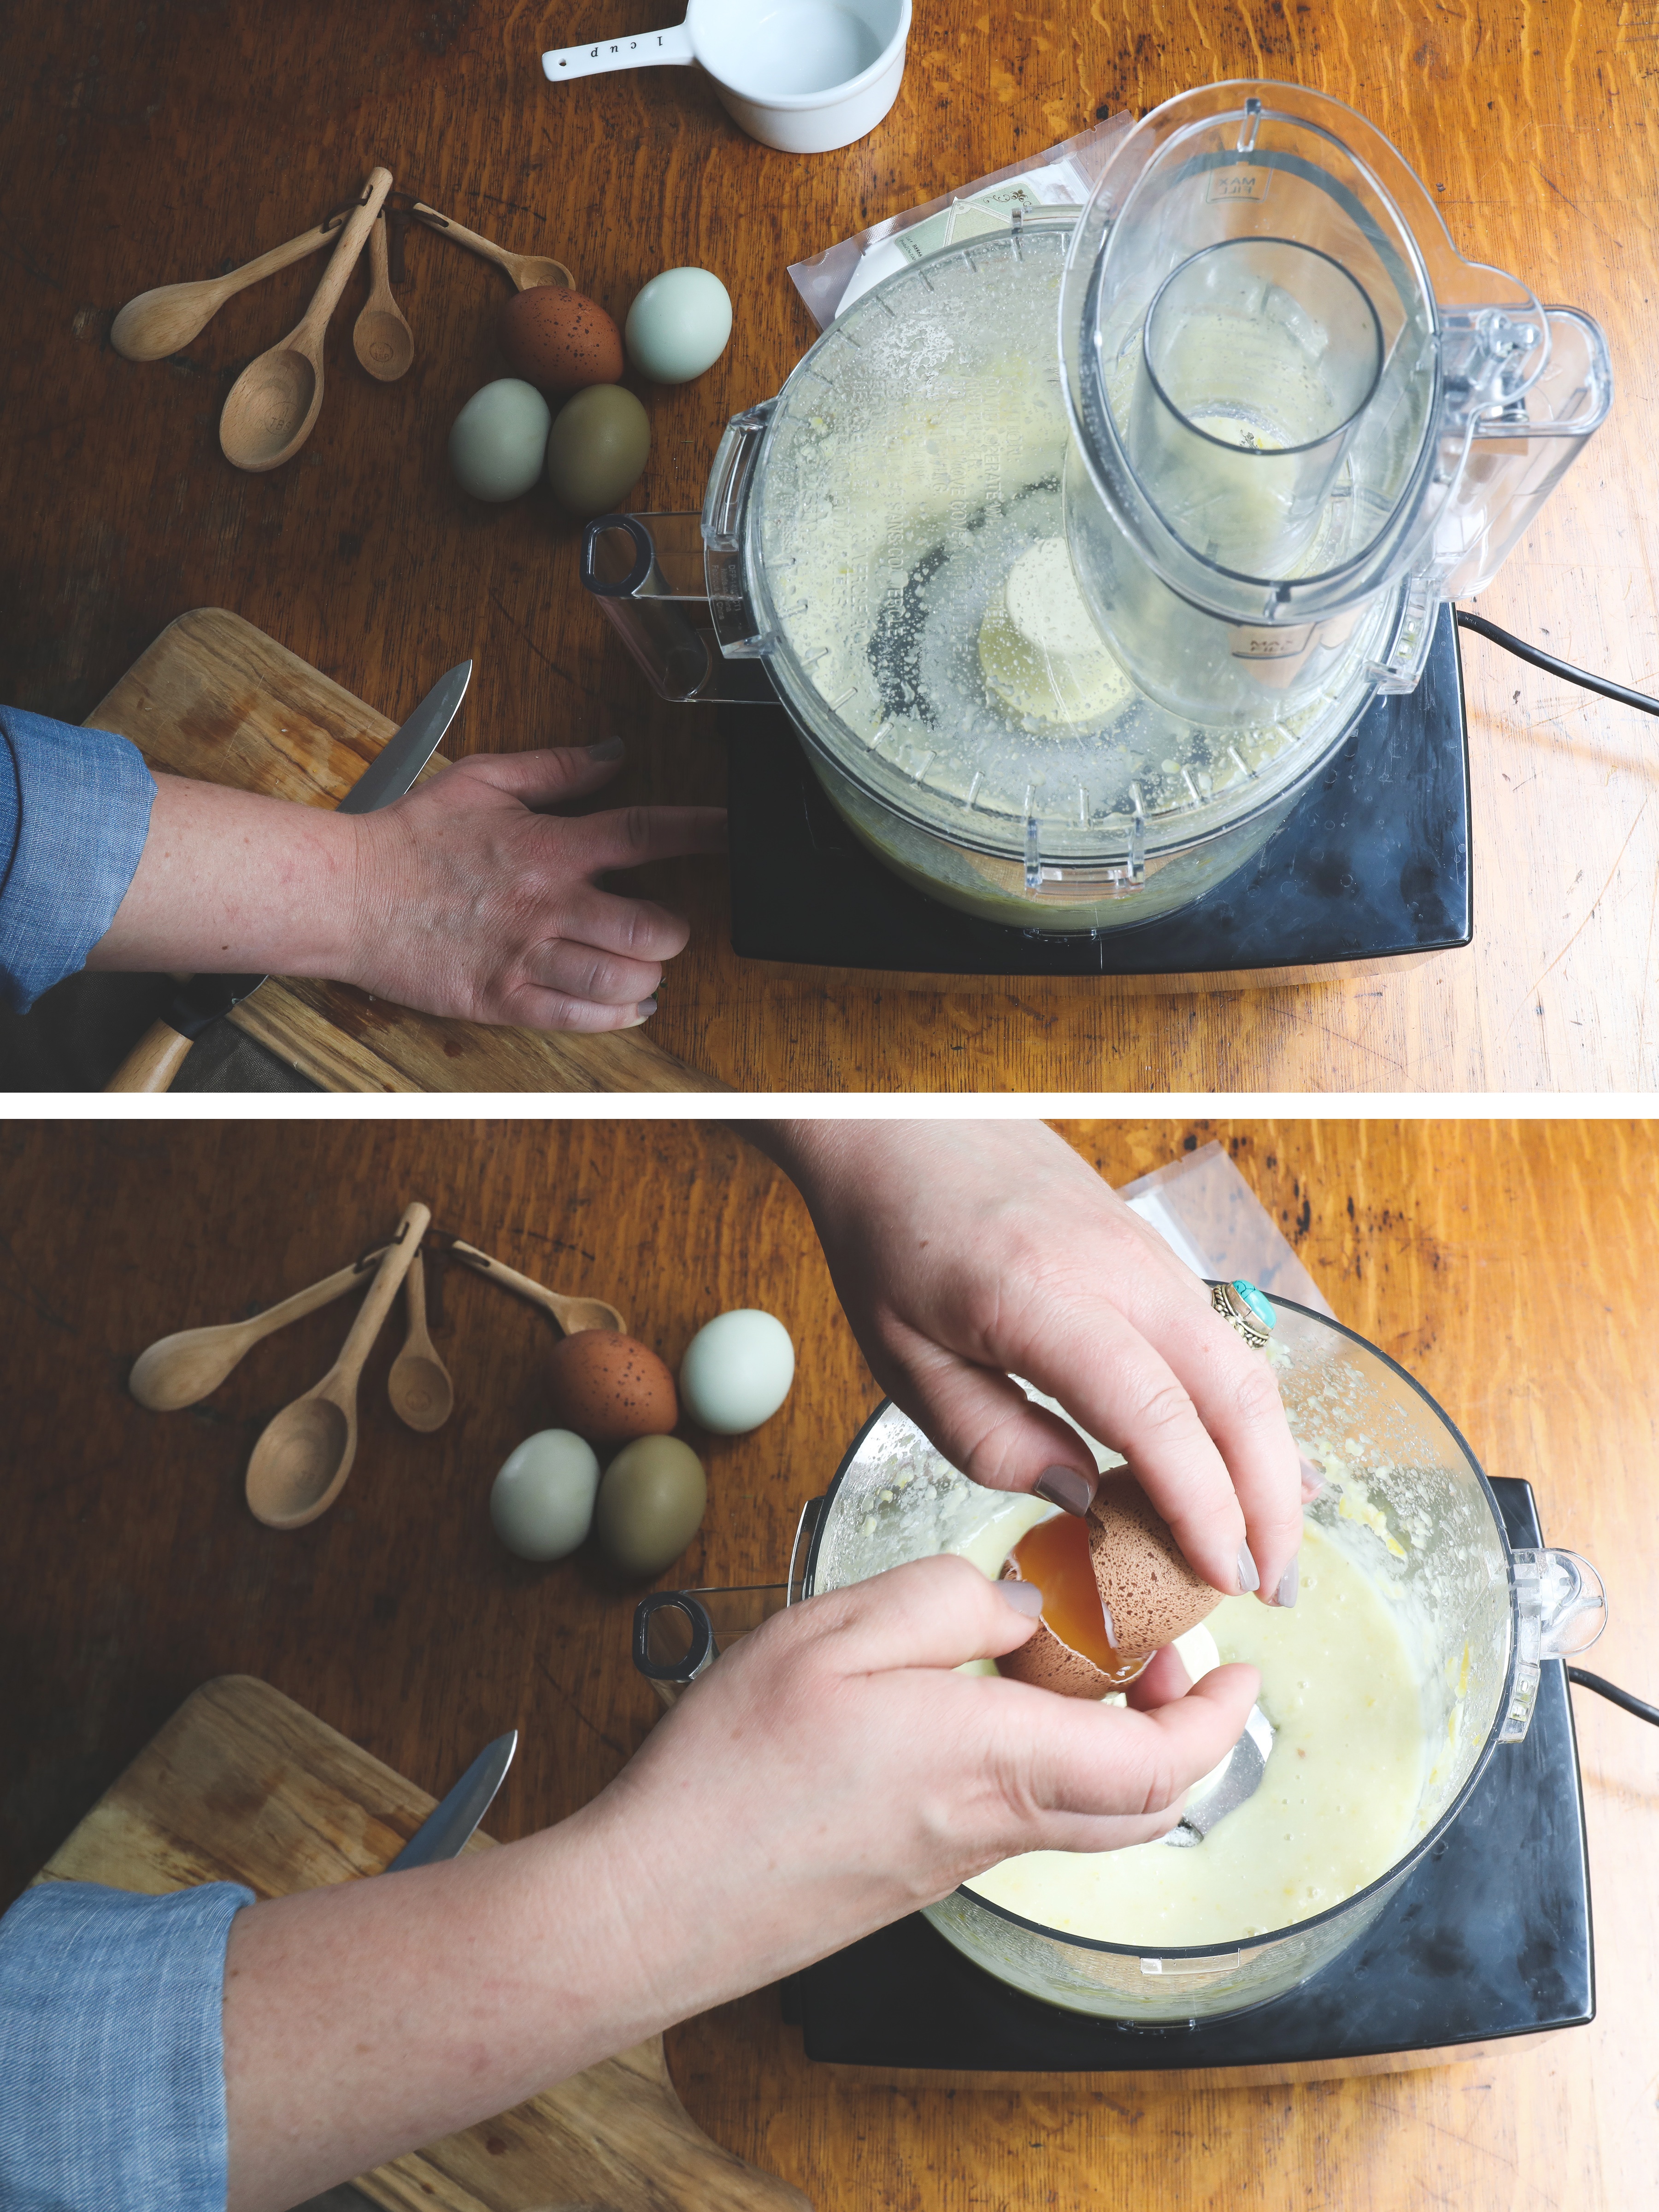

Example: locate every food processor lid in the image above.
[1059,81,1552,627]
[712,219,1374,869]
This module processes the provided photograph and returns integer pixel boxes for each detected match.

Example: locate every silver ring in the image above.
[1209,1277,1275,1352]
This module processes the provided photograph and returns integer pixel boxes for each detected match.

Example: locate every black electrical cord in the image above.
[1454,608,1659,720]
[1566,1666,1659,1728]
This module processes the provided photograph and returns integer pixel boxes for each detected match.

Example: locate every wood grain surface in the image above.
[32,1674,807,2212]
[2,3,1653,1091]
[85,608,723,1093]
[1,1117,1655,2209]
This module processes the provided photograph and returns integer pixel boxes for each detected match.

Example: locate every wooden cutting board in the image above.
[83,609,726,1093]
[31,1675,807,2212]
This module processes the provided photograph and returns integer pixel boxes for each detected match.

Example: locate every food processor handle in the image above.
[1500,1548,1607,1743]
[1434,308,1613,604]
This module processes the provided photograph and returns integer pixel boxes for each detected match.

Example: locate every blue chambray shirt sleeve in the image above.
[0,706,157,1015]
[0,1879,254,2212]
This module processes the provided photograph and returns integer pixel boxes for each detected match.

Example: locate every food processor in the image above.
[585,80,1609,963]
[633,1298,1609,2059]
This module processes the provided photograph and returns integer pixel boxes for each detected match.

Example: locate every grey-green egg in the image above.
[448,378,552,502]
[490,1429,600,1561]
[594,1434,706,1577]
[545,383,650,517]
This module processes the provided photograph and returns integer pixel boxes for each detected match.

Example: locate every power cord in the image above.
[1566,1666,1659,1728]
[1454,609,1659,720]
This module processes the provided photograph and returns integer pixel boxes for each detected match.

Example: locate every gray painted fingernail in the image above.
[625,998,658,1026]
[1001,1580,1044,1618]
[1275,1555,1300,1608]
[1298,1455,1326,1500]
[1237,1542,1261,1594]
[1034,1465,1097,1518]
[586,735,625,760]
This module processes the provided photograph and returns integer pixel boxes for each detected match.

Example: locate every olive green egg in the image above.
[594,1434,706,1577]
[545,383,651,517]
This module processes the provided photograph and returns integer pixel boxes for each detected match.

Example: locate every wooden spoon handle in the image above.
[402,1248,428,1340]
[447,1238,613,1331]
[367,211,391,301]
[297,167,394,345]
[209,216,347,303]
[236,1247,392,1349]
[329,1201,430,1380]
[411,201,514,277]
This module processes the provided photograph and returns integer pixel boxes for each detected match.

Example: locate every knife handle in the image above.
[106,1020,193,1093]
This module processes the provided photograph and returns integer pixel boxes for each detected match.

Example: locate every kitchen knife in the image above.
[103,659,472,1095]
[385,1728,518,1872]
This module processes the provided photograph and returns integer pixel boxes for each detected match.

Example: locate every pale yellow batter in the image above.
[953,1517,1427,1944]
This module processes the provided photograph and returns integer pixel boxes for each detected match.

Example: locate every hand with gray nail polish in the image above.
[750,1119,1306,1606]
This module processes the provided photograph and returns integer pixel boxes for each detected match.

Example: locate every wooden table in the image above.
[3,4,1654,1091]
[2,1117,1654,2207]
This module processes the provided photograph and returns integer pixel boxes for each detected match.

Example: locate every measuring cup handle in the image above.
[542,23,694,79]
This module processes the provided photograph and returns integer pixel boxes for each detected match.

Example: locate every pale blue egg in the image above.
[448,378,551,501]
[624,269,733,385]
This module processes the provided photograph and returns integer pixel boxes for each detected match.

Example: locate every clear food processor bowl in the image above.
[791,1300,1606,2024]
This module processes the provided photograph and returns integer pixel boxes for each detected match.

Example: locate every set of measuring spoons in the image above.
[129,1201,624,1531]
[110,168,575,473]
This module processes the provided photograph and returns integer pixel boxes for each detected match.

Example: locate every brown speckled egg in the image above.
[995,1481,1220,1700]
[499,284,624,394]
[546,1330,676,1448]
[1088,1474,1222,1654]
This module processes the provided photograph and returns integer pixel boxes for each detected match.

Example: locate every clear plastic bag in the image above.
[787,110,1132,329]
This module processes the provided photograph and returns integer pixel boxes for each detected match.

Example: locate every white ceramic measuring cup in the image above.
[542,0,911,154]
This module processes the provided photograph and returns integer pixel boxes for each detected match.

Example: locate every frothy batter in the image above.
[957,1518,1427,1945]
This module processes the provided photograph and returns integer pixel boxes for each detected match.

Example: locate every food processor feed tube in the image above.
[665,80,1609,934]
[1060,83,1612,730]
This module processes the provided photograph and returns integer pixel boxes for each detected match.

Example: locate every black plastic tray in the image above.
[727,604,1471,977]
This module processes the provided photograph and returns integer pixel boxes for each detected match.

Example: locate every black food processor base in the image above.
[726,605,1471,980]
[784,1479,1592,2073]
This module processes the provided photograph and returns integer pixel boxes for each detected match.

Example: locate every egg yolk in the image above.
[1008,1514,1148,1686]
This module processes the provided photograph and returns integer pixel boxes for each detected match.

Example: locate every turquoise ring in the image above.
[1208,1277,1275,1351]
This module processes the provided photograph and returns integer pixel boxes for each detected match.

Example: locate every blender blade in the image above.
[1163,1702,1275,1846]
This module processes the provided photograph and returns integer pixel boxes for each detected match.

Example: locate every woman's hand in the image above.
[757,1119,1304,1605]
[599,1556,1260,1979]
[222,1559,1256,2212]
[90,742,725,1035]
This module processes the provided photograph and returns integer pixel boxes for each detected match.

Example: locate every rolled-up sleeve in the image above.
[0,1879,253,2212]
[0,707,157,1015]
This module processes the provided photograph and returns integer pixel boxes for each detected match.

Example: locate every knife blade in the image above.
[103,659,472,1093]
[385,1728,518,1873]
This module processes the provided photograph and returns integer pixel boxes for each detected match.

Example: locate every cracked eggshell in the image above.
[545,1330,677,1449]
[1087,1473,1222,1654]
[995,1551,1117,1700]
[995,1477,1222,1700]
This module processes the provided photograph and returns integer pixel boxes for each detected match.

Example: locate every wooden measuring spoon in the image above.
[412,201,573,291]
[245,1201,429,1530]
[111,212,347,361]
[448,1238,624,1334]
[130,1246,388,1411]
[388,1253,453,1432]
[220,165,394,473]
[353,214,413,382]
